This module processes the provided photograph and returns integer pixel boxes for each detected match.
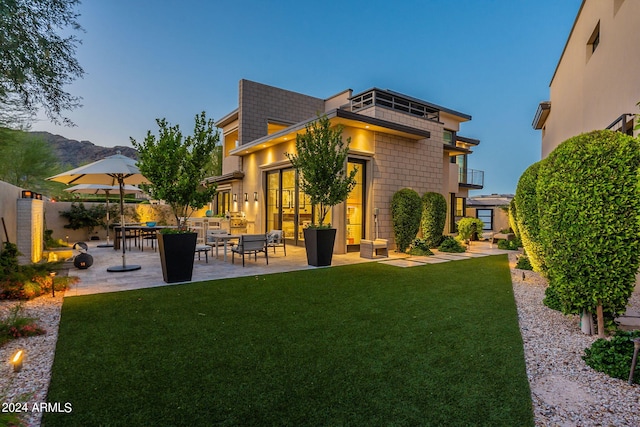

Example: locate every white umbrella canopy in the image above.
[47,153,148,186]
[48,153,149,272]
[64,183,144,248]
[64,183,143,195]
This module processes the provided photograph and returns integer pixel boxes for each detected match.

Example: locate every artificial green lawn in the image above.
[44,255,533,426]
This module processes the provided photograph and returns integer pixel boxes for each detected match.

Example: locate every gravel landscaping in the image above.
[2,253,640,426]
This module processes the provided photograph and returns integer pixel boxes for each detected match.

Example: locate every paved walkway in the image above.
[63,240,513,296]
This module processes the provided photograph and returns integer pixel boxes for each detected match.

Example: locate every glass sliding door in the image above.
[267,165,360,246]
[346,159,365,251]
[266,171,280,232]
[281,169,296,243]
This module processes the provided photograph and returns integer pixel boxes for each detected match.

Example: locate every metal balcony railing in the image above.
[459,168,484,188]
[348,89,440,122]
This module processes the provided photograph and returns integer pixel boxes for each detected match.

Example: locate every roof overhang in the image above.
[532,101,551,130]
[205,170,244,184]
[215,109,239,128]
[457,135,480,146]
[229,108,431,156]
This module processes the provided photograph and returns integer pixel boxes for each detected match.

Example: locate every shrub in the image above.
[438,236,466,253]
[456,217,483,243]
[514,161,546,274]
[498,238,521,251]
[508,199,519,239]
[60,202,106,237]
[0,243,77,300]
[0,242,19,279]
[583,330,640,383]
[0,304,46,347]
[542,285,563,311]
[44,229,68,249]
[420,192,447,248]
[408,238,433,256]
[515,254,532,270]
[537,130,640,327]
[391,188,422,253]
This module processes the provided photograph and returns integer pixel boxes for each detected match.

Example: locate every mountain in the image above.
[30,131,138,168]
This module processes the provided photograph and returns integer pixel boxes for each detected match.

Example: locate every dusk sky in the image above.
[34,0,583,195]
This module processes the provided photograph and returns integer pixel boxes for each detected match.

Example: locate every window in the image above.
[450,194,466,233]
[215,191,230,215]
[443,129,454,146]
[587,22,600,59]
[476,209,493,231]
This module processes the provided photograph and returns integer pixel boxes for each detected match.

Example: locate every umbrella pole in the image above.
[97,190,113,248]
[119,181,126,268]
[107,176,141,272]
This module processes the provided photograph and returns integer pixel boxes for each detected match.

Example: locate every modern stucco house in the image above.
[209,79,483,253]
[532,0,640,158]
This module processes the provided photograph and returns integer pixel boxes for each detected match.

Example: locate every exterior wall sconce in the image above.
[254,192,258,202]
[233,194,237,202]
[21,190,33,198]
[34,193,42,200]
[244,193,248,202]
[11,349,24,372]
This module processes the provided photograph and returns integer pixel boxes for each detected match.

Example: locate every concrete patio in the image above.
[63,240,513,296]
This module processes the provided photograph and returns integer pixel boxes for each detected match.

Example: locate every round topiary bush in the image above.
[537,130,640,327]
[438,236,466,253]
[508,198,519,240]
[514,161,546,274]
[420,192,447,248]
[391,188,422,253]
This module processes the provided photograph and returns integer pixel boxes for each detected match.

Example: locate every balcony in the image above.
[459,168,484,189]
[347,89,440,122]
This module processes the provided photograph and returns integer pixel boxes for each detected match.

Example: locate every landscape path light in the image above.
[11,349,24,372]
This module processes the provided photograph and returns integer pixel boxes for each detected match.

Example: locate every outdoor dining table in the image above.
[112,224,177,250]
[207,233,239,262]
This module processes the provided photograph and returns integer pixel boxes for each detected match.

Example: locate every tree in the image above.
[131,112,220,228]
[456,217,483,244]
[285,115,357,227]
[420,192,447,248]
[0,0,84,126]
[59,202,105,239]
[0,127,64,193]
[391,188,422,253]
[537,130,640,337]
[514,161,546,274]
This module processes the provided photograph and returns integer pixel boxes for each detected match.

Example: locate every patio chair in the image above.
[266,230,286,256]
[189,220,205,244]
[231,234,268,267]
[206,229,229,249]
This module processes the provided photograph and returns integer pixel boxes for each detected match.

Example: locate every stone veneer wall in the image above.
[17,199,44,264]
[238,79,325,145]
[371,131,444,249]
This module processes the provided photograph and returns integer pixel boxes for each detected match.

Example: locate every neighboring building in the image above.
[466,194,513,234]
[532,0,640,158]
[210,79,483,253]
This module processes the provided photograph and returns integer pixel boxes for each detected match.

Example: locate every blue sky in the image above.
[34,0,582,195]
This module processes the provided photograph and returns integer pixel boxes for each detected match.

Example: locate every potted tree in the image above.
[286,115,357,266]
[132,111,219,283]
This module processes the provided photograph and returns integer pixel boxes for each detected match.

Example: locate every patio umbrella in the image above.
[47,152,149,272]
[64,183,143,248]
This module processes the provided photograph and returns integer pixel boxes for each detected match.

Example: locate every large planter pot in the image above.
[303,228,336,267]
[157,232,197,283]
